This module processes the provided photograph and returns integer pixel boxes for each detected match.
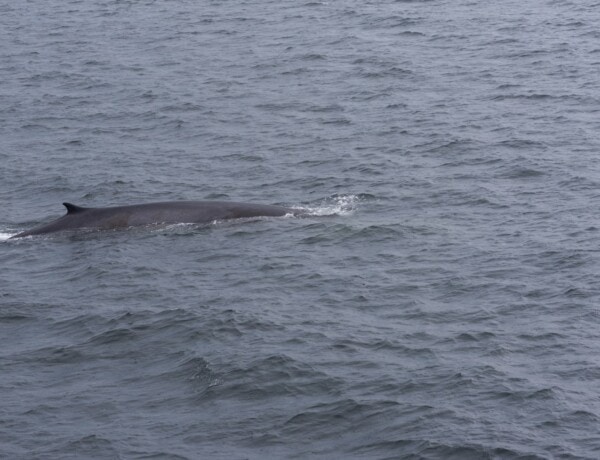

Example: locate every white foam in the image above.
[0,232,15,241]
[296,194,361,217]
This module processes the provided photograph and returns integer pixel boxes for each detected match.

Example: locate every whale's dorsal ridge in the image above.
[63,203,88,214]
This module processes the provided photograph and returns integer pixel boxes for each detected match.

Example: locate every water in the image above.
[2,0,600,458]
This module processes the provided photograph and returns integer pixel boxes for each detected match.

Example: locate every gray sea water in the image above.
[2,0,600,458]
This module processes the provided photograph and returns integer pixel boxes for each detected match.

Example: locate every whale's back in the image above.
[11,201,293,238]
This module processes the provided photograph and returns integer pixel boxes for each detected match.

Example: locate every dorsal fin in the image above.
[63,202,87,214]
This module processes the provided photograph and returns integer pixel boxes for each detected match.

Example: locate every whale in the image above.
[11,201,298,238]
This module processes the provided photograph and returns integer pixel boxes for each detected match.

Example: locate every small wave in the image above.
[499,167,546,179]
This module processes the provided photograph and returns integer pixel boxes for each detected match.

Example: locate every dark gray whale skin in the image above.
[11,201,296,238]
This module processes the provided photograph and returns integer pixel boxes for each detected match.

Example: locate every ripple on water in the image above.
[2,0,600,458]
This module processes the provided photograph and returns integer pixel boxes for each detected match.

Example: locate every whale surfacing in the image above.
[11,201,297,238]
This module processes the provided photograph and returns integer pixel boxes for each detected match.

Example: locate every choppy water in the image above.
[2,0,600,458]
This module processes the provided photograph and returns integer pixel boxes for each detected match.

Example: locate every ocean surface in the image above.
[2,0,600,458]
